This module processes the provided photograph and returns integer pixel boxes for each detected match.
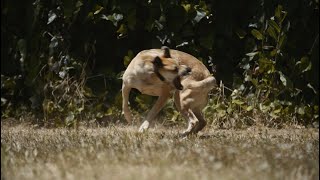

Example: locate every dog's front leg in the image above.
[122,83,132,123]
[180,109,200,137]
[138,92,171,132]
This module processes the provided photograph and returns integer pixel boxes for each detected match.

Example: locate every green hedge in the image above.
[1,0,319,126]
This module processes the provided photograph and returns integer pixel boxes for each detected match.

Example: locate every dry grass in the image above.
[1,122,319,180]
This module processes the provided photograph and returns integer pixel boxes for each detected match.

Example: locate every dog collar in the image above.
[155,71,165,81]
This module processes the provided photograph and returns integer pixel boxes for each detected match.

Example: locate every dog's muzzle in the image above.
[180,66,191,76]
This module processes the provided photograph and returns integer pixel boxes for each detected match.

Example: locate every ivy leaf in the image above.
[83,86,94,98]
[279,71,293,88]
[270,49,278,57]
[267,26,277,40]
[268,20,280,33]
[94,5,104,15]
[279,11,287,24]
[29,95,40,109]
[193,9,206,23]
[259,103,271,113]
[1,98,7,106]
[275,5,283,19]
[182,4,192,12]
[73,1,83,15]
[105,108,113,116]
[65,112,75,125]
[59,70,66,79]
[117,24,127,37]
[297,106,305,115]
[248,23,258,28]
[258,58,275,74]
[302,63,312,73]
[217,109,226,117]
[17,39,27,62]
[101,13,123,26]
[251,29,263,40]
[47,10,57,24]
[307,83,317,94]
[76,1,83,8]
[236,29,247,39]
[296,56,312,73]
[246,52,258,57]
[251,78,258,87]
[246,106,253,111]
[49,36,59,56]
[278,71,288,87]
[278,34,286,49]
[154,20,164,31]
[232,99,245,105]
[123,50,134,67]
[246,52,259,61]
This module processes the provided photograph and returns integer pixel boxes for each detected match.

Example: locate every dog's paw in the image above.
[138,120,150,132]
[177,133,188,139]
[179,131,189,138]
[179,129,198,138]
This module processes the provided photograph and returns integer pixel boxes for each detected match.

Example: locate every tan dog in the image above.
[122,47,216,136]
[122,47,191,131]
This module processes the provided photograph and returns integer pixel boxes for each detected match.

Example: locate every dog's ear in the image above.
[161,46,171,58]
[152,56,163,67]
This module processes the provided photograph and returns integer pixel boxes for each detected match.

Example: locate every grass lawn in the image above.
[1,122,319,180]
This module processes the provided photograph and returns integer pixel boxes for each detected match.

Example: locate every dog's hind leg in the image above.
[192,110,207,133]
[122,83,132,123]
[174,91,202,136]
[139,91,171,132]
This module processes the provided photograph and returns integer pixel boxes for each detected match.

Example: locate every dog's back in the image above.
[133,49,216,92]
[167,50,215,91]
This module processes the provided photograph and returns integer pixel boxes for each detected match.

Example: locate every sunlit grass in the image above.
[1,122,319,180]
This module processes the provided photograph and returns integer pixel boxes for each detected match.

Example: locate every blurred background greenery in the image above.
[1,0,319,127]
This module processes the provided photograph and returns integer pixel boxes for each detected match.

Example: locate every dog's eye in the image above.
[174,66,178,72]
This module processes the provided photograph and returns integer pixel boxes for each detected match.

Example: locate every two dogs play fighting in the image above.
[122,47,216,136]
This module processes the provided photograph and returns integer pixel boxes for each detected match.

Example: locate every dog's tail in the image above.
[186,76,217,91]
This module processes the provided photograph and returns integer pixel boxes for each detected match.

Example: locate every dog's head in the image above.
[152,47,191,90]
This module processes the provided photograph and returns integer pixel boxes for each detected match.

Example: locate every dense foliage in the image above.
[1,0,319,127]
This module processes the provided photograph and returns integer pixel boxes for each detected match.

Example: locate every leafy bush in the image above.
[1,0,318,127]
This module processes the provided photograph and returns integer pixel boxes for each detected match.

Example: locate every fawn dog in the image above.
[122,47,216,136]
